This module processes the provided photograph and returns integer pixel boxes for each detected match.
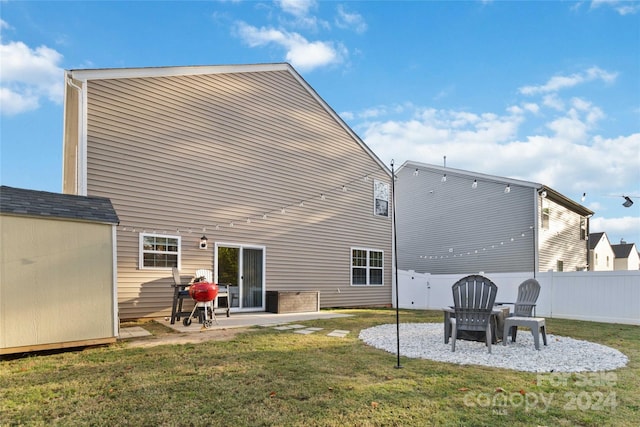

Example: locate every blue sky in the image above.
[1,0,639,246]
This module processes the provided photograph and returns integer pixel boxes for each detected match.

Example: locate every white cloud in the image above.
[360,107,387,119]
[277,0,316,18]
[544,98,604,142]
[518,66,618,95]
[590,0,640,15]
[0,87,39,115]
[591,216,640,243]
[522,103,540,114]
[542,94,565,110]
[234,21,345,71]
[353,104,639,197]
[0,39,64,116]
[275,0,325,31]
[335,5,367,34]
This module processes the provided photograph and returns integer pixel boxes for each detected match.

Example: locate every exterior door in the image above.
[215,243,265,311]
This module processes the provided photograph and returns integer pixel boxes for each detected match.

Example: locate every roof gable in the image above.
[0,186,119,224]
[588,232,608,249]
[402,161,593,216]
[65,63,389,177]
[612,243,636,258]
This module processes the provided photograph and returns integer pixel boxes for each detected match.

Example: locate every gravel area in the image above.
[359,323,628,373]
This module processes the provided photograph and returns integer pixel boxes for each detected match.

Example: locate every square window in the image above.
[351,248,383,286]
[139,233,181,270]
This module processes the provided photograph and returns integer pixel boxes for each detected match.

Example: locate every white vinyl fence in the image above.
[394,270,640,325]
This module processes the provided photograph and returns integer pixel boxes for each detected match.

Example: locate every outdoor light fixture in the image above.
[471,179,478,189]
[199,235,208,250]
[441,174,447,182]
[504,184,511,194]
[413,168,419,176]
[540,190,547,198]
[622,196,634,208]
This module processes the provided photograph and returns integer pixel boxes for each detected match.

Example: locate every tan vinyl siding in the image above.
[62,79,81,194]
[80,69,391,319]
[538,197,588,271]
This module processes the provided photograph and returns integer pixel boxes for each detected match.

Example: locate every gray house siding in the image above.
[396,164,536,275]
[64,64,392,319]
[396,161,592,275]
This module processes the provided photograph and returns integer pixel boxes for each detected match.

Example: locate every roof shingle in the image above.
[0,186,119,224]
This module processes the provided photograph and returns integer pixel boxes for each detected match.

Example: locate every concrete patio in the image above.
[161,310,353,332]
[119,310,353,340]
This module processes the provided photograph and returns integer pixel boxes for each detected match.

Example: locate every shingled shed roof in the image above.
[0,186,119,225]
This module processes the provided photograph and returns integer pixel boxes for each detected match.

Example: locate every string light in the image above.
[417,225,535,260]
[117,167,387,237]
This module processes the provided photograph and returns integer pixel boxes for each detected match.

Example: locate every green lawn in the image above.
[1,309,638,426]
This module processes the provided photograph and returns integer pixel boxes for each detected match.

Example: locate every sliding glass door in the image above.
[215,244,265,311]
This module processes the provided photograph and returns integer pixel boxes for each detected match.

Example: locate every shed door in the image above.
[215,244,265,311]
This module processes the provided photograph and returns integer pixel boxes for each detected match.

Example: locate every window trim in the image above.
[350,247,384,286]
[373,179,390,217]
[541,206,550,230]
[139,232,181,270]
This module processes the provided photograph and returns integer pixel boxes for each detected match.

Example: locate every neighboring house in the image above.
[62,63,392,320]
[395,161,594,275]
[0,186,119,355]
[612,242,640,270]
[588,232,615,271]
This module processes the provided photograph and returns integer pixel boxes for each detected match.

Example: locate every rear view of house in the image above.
[62,64,392,319]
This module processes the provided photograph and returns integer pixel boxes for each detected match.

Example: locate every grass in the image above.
[1,309,638,426]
